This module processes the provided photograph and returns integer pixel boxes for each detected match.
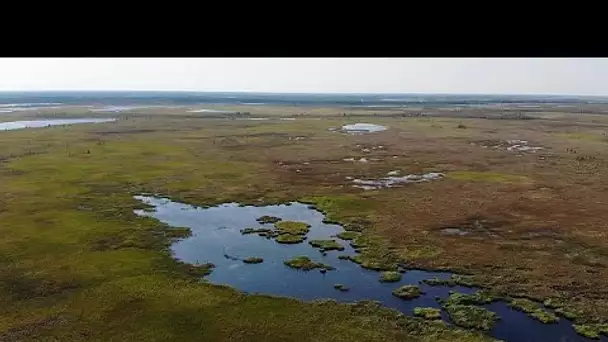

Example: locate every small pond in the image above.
[0,118,116,131]
[341,123,388,133]
[187,109,235,113]
[351,172,445,190]
[134,195,603,342]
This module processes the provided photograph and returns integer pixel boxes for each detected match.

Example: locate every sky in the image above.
[0,58,607,95]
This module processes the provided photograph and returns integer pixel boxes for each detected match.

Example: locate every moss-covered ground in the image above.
[508,298,559,324]
[309,239,345,252]
[379,271,402,283]
[414,307,442,320]
[274,221,310,235]
[284,256,334,271]
[392,285,422,300]
[443,305,499,331]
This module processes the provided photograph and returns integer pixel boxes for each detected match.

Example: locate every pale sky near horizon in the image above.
[1,58,607,95]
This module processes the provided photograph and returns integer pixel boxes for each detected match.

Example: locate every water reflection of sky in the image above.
[0,118,116,131]
[134,196,604,342]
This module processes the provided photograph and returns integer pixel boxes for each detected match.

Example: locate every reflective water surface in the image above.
[341,123,388,133]
[134,196,602,342]
[0,118,116,131]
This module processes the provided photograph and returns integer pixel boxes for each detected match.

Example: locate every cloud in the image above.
[0,58,606,95]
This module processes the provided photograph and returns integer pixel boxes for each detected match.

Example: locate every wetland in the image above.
[1,92,608,342]
[134,195,603,342]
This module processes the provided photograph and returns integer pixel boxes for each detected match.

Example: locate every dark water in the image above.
[134,196,604,342]
[0,118,116,131]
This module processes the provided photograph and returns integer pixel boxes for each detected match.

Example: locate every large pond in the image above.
[134,195,603,342]
[0,118,116,131]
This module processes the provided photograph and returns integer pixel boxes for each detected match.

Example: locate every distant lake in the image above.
[188,109,235,113]
[0,118,116,131]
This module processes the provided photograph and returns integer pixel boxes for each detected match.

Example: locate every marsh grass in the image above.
[308,239,345,252]
[447,171,531,184]
[336,231,361,240]
[572,324,608,339]
[274,221,310,235]
[540,297,582,321]
[508,298,559,324]
[392,285,422,300]
[422,275,480,288]
[284,256,334,271]
[164,227,192,239]
[555,132,607,142]
[543,297,565,309]
[276,234,306,244]
[379,271,402,283]
[444,305,499,331]
[414,307,442,320]
[240,227,272,235]
[555,307,580,320]
[440,291,498,306]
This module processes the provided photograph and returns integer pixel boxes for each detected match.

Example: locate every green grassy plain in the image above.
[2,105,608,340]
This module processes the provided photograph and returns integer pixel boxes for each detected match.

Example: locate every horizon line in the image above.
[0,90,607,97]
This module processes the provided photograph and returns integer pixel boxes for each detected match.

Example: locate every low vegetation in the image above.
[334,284,349,292]
[256,215,282,224]
[555,307,580,320]
[284,256,334,271]
[439,291,498,306]
[543,297,582,320]
[258,230,280,238]
[240,227,272,235]
[188,262,216,276]
[543,297,565,309]
[508,298,559,324]
[309,239,345,252]
[447,171,530,184]
[392,285,422,300]
[274,221,311,235]
[165,226,192,239]
[437,291,500,331]
[572,324,608,339]
[349,235,369,249]
[379,271,402,283]
[276,234,306,244]
[243,257,264,264]
[336,231,361,240]
[443,305,499,331]
[422,275,480,288]
[336,252,398,271]
[413,307,442,320]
